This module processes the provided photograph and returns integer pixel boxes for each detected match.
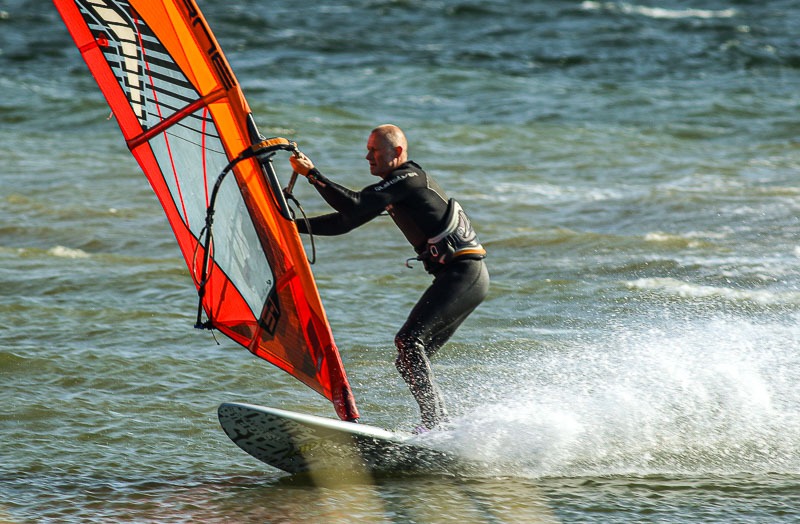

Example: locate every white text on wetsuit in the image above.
[373,172,418,192]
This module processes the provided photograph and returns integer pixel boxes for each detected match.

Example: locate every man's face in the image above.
[365,132,397,178]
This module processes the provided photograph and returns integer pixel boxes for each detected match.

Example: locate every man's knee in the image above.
[395,333,425,372]
[395,331,417,351]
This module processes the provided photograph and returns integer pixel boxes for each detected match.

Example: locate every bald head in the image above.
[372,124,408,153]
[366,124,409,178]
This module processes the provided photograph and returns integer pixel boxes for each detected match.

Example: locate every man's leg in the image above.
[395,334,448,429]
[395,259,489,429]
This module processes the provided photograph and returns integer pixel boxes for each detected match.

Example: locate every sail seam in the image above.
[126,90,226,150]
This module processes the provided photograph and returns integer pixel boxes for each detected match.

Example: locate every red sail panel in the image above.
[54,0,358,421]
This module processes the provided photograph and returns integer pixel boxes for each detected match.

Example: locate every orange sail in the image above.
[53,0,358,421]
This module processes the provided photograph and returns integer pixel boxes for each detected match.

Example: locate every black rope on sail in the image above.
[194,138,298,331]
[282,152,317,266]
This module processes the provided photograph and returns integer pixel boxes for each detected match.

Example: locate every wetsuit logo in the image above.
[374,172,418,192]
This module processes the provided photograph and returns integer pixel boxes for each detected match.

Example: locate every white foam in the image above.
[446,317,800,478]
[626,277,800,305]
[581,1,737,20]
[48,246,90,259]
[644,231,704,247]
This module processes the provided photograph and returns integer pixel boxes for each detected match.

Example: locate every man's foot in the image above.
[412,424,430,435]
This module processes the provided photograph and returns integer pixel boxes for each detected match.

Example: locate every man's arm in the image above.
[295,209,376,235]
[289,152,397,234]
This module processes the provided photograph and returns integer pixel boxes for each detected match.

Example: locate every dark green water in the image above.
[2,0,800,522]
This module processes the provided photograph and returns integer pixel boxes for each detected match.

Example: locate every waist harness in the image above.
[417,199,486,271]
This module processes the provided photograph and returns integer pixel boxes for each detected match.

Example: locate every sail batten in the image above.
[54,0,359,421]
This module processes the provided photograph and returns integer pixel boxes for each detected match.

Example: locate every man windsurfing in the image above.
[289,124,490,431]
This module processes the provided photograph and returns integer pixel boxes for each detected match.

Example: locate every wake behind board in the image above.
[218,402,458,475]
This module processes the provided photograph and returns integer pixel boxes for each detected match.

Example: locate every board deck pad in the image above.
[218,402,459,475]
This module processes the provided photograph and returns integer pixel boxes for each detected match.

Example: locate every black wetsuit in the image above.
[296,161,490,429]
